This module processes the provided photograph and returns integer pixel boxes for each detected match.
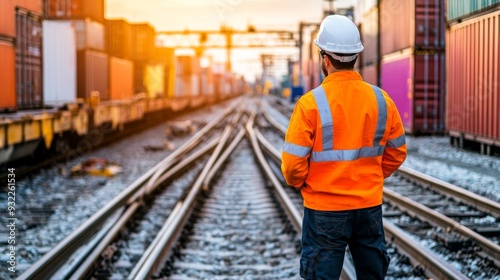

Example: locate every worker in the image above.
[281,15,407,279]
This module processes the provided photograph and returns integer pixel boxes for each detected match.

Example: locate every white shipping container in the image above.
[43,20,77,107]
[63,19,105,51]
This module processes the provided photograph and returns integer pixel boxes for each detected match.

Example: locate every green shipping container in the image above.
[448,0,500,22]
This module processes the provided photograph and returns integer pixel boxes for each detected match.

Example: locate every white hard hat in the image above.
[314,15,364,62]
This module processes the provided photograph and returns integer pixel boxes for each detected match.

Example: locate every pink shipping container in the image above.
[44,0,104,23]
[380,0,445,55]
[0,41,17,111]
[77,49,109,101]
[380,48,445,134]
[109,57,134,100]
[447,10,500,142]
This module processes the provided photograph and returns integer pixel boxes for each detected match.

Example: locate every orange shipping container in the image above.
[0,41,16,111]
[109,57,134,100]
[0,0,42,37]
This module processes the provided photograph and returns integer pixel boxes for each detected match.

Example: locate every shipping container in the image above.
[144,64,165,98]
[109,57,133,100]
[64,18,105,51]
[176,55,200,75]
[447,10,500,141]
[380,48,445,134]
[16,9,43,109]
[448,0,500,22]
[361,63,378,85]
[175,75,200,97]
[155,47,175,65]
[106,19,132,59]
[380,0,445,55]
[44,0,105,23]
[360,5,379,66]
[0,41,17,111]
[77,49,109,101]
[200,67,214,96]
[43,20,77,106]
[131,23,155,61]
[0,0,42,37]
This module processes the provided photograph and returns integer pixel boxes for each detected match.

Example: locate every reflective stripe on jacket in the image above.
[281,71,407,211]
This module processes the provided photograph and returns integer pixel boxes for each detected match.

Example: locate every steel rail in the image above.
[397,165,500,218]
[245,114,302,236]
[260,100,288,136]
[132,124,236,279]
[18,107,235,280]
[143,103,238,195]
[384,187,500,263]
[253,124,356,280]
[65,136,221,279]
[383,219,469,280]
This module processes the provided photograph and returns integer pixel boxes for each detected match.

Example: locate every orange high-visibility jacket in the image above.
[281,71,407,211]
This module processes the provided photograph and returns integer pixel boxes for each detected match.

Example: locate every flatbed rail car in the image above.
[0,91,242,167]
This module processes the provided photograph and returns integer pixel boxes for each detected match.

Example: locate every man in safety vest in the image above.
[281,15,407,279]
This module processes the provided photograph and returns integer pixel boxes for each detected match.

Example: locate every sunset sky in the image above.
[105,0,358,81]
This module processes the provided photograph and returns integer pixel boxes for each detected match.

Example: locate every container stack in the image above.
[130,23,161,97]
[358,0,378,85]
[446,1,500,146]
[106,19,134,100]
[357,0,446,134]
[175,55,201,97]
[0,0,43,111]
[155,47,176,98]
[43,0,107,106]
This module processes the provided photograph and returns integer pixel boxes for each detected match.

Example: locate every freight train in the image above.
[0,0,247,166]
[293,0,500,155]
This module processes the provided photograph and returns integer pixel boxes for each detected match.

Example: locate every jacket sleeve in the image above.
[281,100,315,187]
[382,100,407,178]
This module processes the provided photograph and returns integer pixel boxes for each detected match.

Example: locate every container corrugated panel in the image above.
[77,49,109,101]
[0,0,42,37]
[176,56,200,75]
[70,19,105,51]
[106,19,132,59]
[356,0,378,21]
[131,23,155,61]
[155,47,175,65]
[380,0,445,55]
[175,75,199,96]
[0,41,17,111]
[0,1,16,37]
[109,57,133,100]
[44,0,104,23]
[360,6,378,65]
[448,0,500,22]
[144,64,165,98]
[381,48,445,134]
[447,10,500,140]
[16,10,43,109]
[361,63,378,86]
[43,20,77,106]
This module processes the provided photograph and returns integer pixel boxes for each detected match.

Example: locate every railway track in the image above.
[12,95,500,279]
[262,95,500,279]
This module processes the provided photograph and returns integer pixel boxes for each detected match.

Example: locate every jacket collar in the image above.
[322,71,362,84]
